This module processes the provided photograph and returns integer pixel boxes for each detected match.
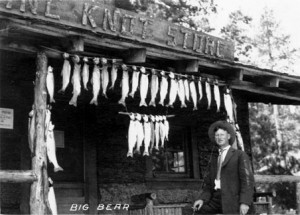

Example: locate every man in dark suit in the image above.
[193,121,254,214]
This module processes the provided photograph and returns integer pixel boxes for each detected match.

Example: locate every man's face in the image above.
[214,128,230,148]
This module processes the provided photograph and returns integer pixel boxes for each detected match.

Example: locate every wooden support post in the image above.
[30,51,49,215]
[191,128,200,179]
[124,48,147,63]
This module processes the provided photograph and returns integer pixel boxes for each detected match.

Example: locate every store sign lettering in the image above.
[1,0,233,60]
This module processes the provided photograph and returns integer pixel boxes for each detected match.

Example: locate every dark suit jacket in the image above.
[200,147,254,214]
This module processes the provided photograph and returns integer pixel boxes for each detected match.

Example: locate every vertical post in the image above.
[30,51,49,215]
[297,182,300,215]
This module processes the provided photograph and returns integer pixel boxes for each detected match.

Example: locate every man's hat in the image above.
[208,120,236,145]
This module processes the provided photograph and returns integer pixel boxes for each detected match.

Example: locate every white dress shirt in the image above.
[214,145,230,190]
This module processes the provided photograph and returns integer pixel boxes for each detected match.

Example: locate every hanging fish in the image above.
[127,113,137,157]
[46,66,55,103]
[166,72,178,108]
[149,115,156,153]
[154,115,160,149]
[149,69,159,107]
[44,108,51,142]
[28,109,35,153]
[118,64,129,107]
[224,87,234,123]
[163,115,169,141]
[159,71,169,106]
[59,53,71,93]
[109,59,118,90]
[213,80,221,112]
[135,114,144,154]
[82,57,89,91]
[143,115,151,156]
[129,66,140,98]
[46,122,63,172]
[90,58,101,105]
[101,58,109,98]
[189,76,198,111]
[235,124,245,151]
[159,116,166,148]
[205,78,212,110]
[184,76,190,102]
[178,78,187,108]
[48,178,58,215]
[198,77,203,102]
[139,67,149,107]
[69,55,81,107]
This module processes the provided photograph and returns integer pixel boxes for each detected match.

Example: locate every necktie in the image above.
[216,149,224,180]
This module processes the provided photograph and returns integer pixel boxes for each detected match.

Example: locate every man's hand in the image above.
[240,203,249,215]
[193,199,204,211]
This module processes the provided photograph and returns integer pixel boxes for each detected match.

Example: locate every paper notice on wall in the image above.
[54,130,65,148]
[0,108,14,129]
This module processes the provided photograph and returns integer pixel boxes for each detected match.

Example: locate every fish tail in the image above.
[102,92,108,99]
[90,98,98,106]
[143,151,149,156]
[129,92,134,98]
[118,99,126,107]
[139,100,148,107]
[181,104,187,108]
[54,166,64,172]
[158,101,165,106]
[50,98,56,103]
[127,152,133,157]
[58,88,65,94]
[149,101,156,107]
[69,98,77,107]
[193,106,198,111]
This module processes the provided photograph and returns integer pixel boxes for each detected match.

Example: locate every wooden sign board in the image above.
[0,0,234,61]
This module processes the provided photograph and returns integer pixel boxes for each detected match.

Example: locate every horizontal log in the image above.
[255,175,300,183]
[0,170,37,183]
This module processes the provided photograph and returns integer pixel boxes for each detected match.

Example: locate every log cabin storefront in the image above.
[1,0,300,214]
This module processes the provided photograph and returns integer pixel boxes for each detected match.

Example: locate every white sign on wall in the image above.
[0,108,14,129]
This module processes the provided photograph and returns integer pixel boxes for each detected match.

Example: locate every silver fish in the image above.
[166,72,178,108]
[139,67,149,107]
[190,76,198,111]
[184,77,190,102]
[163,116,169,141]
[178,78,187,108]
[46,66,55,103]
[159,71,169,106]
[109,59,118,90]
[69,55,81,107]
[149,69,159,107]
[159,116,166,148]
[118,64,129,107]
[214,80,221,112]
[205,79,212,109]
[28,109,35,153]
[90,58,101,105]
[129,66,140,98]
[46,122,63,172]
[44,109,51,142]
[82,57,89,91]
[135,114,144,154]
[224,88,234,123]
[235,124,245,151]
[101,58,109,98]
[48,178,57,215]
[198,78,203,102]
[127,113,137,157]
[143,115,151,156]
[154,115,160,149]
[59,53,71,93]
[149,115,156,153]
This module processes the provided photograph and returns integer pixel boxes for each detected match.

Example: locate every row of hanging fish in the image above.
[49,53,223,110]
[28,108,63,172]
[223,87,245,151]
[127,113,169,157]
